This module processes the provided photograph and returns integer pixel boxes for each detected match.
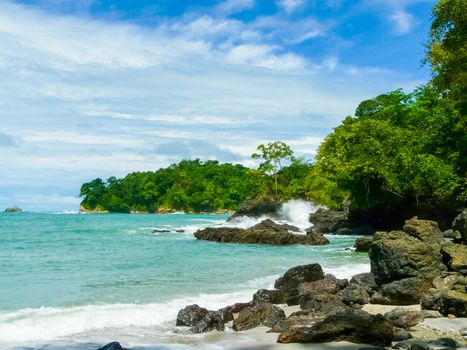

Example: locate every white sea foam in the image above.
[324,263,371,279]
[0,290,255,345]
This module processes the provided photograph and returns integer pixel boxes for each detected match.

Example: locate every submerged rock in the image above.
[194,219,328,246]
[277,310,394,346]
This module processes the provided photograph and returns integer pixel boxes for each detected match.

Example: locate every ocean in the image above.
[0,201,370,349]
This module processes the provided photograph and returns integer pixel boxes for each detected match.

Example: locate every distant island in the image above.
[4,206,23,213]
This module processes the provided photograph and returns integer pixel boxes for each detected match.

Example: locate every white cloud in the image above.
[390,10,415,34]
[0,0,424,210]
[276,0,305,14]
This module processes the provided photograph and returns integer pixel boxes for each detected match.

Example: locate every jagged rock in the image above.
[268,313,315,333]
[403,217,444,243]
[229,198,281,219]
[4,206,22,212]
[421,290,467,317]
[452,209,467,244]
[217,302,252,323]
[384,308,424,328]
[299,292,349,313]
[309,208,349,234]
[369,229,446,303]
[338,284,370,307]
[194,219,328,246]
[277,310,394,347]
[350,273,378,296]
[97,342,127,350]
[190,310,224,333]
[176,304,209,327]
[252,289,284,305]
[441,243,467,275]
[354,237,373,252]
[232,302,286,331]
[274,263,325,305]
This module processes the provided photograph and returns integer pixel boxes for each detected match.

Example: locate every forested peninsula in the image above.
[80,0,466,226]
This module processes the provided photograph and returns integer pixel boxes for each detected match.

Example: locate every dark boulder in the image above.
[194,220,328,246]
[190,310,224,333]
[252,289,284,305]
[299,293,351,316]
[349,273,378,296]
[452,209,467,244]
[217,302,252,322]
[176,304,209,327]
[421,290,467,317]
[383,308,424,328]
[338,284,370,307]
[297,274,348,296]
[393,327,413,341]
[369,229,446,303]
[232,302,286,331]
[354,237,373,252]
[97,342,126,350]
[308,208,349,234]
[229,198,281,219]
[274,263,325,304]
[277,310,394,347]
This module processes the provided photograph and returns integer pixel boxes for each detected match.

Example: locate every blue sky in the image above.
[0,0,435,211]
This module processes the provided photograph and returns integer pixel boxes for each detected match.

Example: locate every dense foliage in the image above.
[80,160,261,213]
[311,87,466,212]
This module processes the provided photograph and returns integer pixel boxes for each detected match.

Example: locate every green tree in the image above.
[252,141,294,197]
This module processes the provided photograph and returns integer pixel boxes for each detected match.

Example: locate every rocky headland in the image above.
[4,206,22,212]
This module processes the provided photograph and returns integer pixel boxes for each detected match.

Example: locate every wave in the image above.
[0,290,255,344]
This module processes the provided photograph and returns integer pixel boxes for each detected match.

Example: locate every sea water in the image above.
[0,201,370,349]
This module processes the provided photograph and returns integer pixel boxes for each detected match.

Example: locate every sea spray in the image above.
[276,199,321,230]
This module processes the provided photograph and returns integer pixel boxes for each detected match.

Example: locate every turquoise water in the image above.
[0,211,369,349]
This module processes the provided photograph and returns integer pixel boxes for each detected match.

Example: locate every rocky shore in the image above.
[176,210,467,349]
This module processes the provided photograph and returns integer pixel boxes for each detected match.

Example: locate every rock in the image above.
[190,310,224,333]
[229,198,282,219]
[309,208,349,234]
[393,340,430,350]
[277,310,394,347]
[403,217,444,243]
[428,338,459,348]
[354,237,373,252]
[443,229,455,239]
[338,284,370,307]
[269,314,315,333]
[422,290,467,317]
[96,342,127,350]
[233,302,286,331]
[298,274,348,296]
[217,302,252,323]
[384,308,424,328]
[252,289,284,305]
[369,229,446,303]
[176,304,209,327]
[194,219,329,246]
[274,264,325,304]
[452,209,467,243]
[350,273,378,296]
[299,293,351,316]
[152,229,170,233]
[393,327,413,341]
[4,206,22,212]
[421,310,443,318]
[441,243,467,275]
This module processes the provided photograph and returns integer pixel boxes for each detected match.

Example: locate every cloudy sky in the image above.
[0,0,434,211]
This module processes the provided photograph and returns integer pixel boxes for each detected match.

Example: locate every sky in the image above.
[0,0,435,212]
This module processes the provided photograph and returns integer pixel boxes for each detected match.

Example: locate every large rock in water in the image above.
[228,198,282,219]
[274,263,325,304]
[176,304,209,327]
[368,219,447,304]
[277,310,394,346]
[308,208,349,234]
[96,342,127,350]
[194,219,329,246]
